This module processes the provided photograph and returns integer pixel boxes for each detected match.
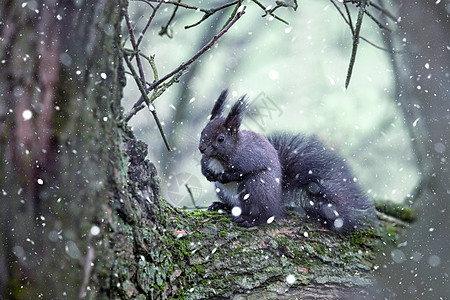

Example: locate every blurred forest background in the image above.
[124,0,418,209]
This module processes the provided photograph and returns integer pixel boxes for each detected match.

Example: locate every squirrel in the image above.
[198,90,378,232]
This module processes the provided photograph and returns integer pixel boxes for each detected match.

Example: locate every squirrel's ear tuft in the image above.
[225,95,247,132]
[210,89,228,120]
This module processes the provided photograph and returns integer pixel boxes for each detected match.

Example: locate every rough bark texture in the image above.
[0,0,127,298]
[0,1,418,299]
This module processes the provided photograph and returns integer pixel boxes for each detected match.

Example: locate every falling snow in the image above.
[90,226,100,236]
[286,274,296,284]
[231,206,242,217]
[268,70,279,80]
[22,109,32,121]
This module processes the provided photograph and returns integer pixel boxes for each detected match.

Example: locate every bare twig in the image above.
[262,0,298,21]
[148,0,209,12]
[123,53,172,151]
[185,1,239,29]
[360,36,391,52]
[125,6,246,122]
[151,6,246,91]
[159,0,181,37]
[252,0,289,25]
[124,102,146,122]
[185,184,198,208]
[369,0,397,22]
[330,0,353,32]
[365,9,392,32]
[124,68,184,122]
[345,0,367,89]
[136,0,164,48]
[148,103,172,151]
[124,49,159,82]
[344,1,354,34]
[330,0,390,53]
[125,6,246,120]
[124,9,147,90]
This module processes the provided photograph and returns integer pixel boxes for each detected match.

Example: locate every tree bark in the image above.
[0,0,128,298]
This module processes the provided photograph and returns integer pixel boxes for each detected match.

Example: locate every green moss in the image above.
[375,199,417,222]
[347,230,378,249]
[192,264,206,276]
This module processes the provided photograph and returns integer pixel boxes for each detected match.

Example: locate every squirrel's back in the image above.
[268,133,377,232]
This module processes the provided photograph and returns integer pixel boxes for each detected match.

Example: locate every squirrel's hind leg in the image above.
[231,215,258,227]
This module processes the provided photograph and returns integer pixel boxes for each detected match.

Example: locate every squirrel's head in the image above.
[199,89,247,159]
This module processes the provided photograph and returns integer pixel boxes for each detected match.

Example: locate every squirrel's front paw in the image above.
[208,201,230,212]
[203,168,219,182]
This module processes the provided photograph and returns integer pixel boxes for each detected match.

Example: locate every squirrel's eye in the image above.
[217,135,225,143]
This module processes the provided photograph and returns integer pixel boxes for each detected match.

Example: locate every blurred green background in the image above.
[123,0,418,208]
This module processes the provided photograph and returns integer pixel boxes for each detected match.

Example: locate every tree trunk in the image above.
[0,1,421,299]
[0,0,128,298]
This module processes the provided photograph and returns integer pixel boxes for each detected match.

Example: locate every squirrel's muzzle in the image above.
[199,144,206,154]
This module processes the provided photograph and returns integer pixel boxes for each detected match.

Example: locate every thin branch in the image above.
[148,103,172,151]
[124,49,159,82]
[149,0,209,13]
[125,6,246,122]
[124,68,184,121]
[184,1,239,29]
[252,0,289,25]
[124,9,147,90]
[345,0,367,89]
[150,6,246,91]
[263,0,298,21]
[185,184,198,208]
[360,36,390,52]
[138,0,237,14]
[145,53,159,82]
[123,53,172,151]
[330,0,353,32]
[124,71,152,85]
[344,2,354,34]
[136,0,164,48]
[185,14,213,30]
[219,0,242,31]
[124,102,146,122]
[330,0,391,53]
[159,0,181,37]
[134,51,160,82]
[369,0,397,22]
[365,8,392,32]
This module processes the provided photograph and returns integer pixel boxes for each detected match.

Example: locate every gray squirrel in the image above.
[198,90,378,232]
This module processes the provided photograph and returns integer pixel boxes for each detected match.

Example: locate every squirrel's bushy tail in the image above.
[268,133,377,232]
